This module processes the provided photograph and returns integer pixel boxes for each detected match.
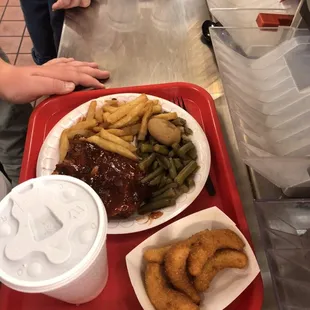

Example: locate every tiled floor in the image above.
[0,0,34,65]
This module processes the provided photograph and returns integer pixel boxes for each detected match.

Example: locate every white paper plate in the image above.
[126,207,260,310]
[36,93,211,234]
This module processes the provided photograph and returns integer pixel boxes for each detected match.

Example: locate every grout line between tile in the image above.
[0,5,7,21]
[15,26,26,65]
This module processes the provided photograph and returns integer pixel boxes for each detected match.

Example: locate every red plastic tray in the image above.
[0,82,263,310]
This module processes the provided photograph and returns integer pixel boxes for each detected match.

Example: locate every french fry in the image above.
[110,102,145,129]
[107,123,141,136]
[59,130,69,163]
[93,122,110,132]
[93,126,102,133]
[103,112,110,123]
[86,101,97,121]
[87,136,137,161]
[102,105,118,113]
[101,122,110,129]
[109,116,140,129]
[121,135,134,142]
[153,112,178,121]
[69,119,97,131]
[152,104,162,114]
[99,129,136,152]
[125,116,140,127]
[139,103,162,116]
[138,102,154,140]
[107,94,148,124]
[67,129,93,139]
[104,99,119,106]
[106,128,124,136]
[95,108,103,123]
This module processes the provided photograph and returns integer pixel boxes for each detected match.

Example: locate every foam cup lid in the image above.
[0,175,107,290]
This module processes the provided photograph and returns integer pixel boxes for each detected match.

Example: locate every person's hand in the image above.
[52,0,90,10]
[0,58,109,104]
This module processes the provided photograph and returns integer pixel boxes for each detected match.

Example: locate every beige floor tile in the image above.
[3,6,24,20]
[24,27,29,36]
[8,0,20,6]
[16,53,34,66]
[0,6,4,17]
[0,0,8,5]
[0,21,25,36]
[0,37,21,53]
[6,53,16,64]
[19,36,32,53]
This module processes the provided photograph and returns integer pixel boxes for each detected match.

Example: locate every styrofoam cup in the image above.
[0,175,108,304]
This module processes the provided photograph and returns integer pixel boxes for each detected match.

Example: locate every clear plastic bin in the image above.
[225,84,309,114]
[207,0,298,12]
[228,95,310,130]
[230,108,310,156]
[255,199,310,310]
[210,27,310,188]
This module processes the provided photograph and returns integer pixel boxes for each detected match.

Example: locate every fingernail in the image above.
[65,82,75,90]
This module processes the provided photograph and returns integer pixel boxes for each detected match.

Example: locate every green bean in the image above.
[179,184,189,194]
[141,167,164,184]
[182,159,191,166]
[178,126,185,133]
[139,153,156,171]
[172,118,186,126]
[173,158,183,171]
[172,143,180,152]
[168,158,177,179]
[159,175,167,188]
[182,134,191,142]
[149,174,162,186]
[157,159,166,170]
[140,143,153,153]
[178,142,195,159]
[188,148,197,160]
[186,177,195,188]
[179,118,187,124]
[156,154,170,169]
[152,160,159,170]
[174,188,182,197]
[175,161,198,185]
[166,177,173,184]
[138,199,176,215]
[151,188,176,201]
[149,136,157,145]
[168,150,175,157]
[141,153,149,159]
[152,182,178,197]
[154,144,169,155]
[184,125,193,135]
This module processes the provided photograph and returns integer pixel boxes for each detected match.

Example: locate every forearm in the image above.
[0,59,14,102]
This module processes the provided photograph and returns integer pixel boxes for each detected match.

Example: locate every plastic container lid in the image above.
[0,175,107,293]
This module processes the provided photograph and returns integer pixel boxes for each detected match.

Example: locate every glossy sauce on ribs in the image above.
[54,138,152,218]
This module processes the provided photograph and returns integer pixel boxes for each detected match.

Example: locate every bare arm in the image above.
[0,58,109,104]
[52,0,91,10]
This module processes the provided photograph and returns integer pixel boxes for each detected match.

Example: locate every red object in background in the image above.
[0,83,263,310]
[256,13,294,27]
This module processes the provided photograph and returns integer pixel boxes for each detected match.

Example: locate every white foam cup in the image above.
[0,175,108,304]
